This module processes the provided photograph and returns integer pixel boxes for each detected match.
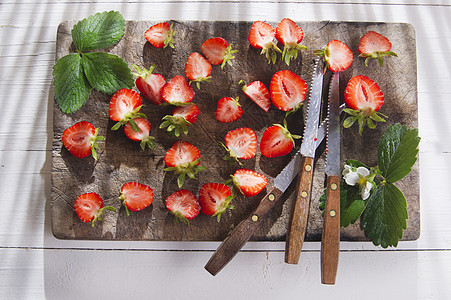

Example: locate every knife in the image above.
[321,72,341,284]
[285,58,324,264]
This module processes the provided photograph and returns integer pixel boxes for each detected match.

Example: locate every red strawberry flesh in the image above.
[124,117,151,142]
[109,88,142,122]
[270,70,307,112]
[224,127,257,160]
[242,80,271,112]
[359,31,392,54]
[62,121,96,158]
[74,192,103,223]
[216,97,243,123]
[260,125,295,158]
[165,189,201,221]
[345,75,384,111]
[233,169,268,197]
[184,52,212,81]
[173,104,199,124]
[326,39,354,72]
[164,141,201,168]
[162,75,195,105]
[198,182,232,216]
[120,182,154,213]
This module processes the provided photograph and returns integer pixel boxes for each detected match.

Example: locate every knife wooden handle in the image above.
[285,156,314,264]
[321,175,341,284]
[205,187,283,276]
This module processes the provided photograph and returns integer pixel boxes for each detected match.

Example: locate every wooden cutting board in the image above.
[51,20,419,242]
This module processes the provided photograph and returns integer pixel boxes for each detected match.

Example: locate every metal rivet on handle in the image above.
[251,215,258,222]
[330,183,338,191]
[305,164,312,172]
[301,191,308,198]
[268,194,275,201]
[329,210,336,217]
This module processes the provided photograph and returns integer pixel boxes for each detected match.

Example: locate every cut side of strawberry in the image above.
[275,18,308,66]
[160,104,199,137]
[109,88,147,131]
[62,121,104,160]
[164,141,207,188]
[260,121,301,158]
[222,127,257,164]
[201,37,238,69]
[248,21,282,64]
[343,75,386,135]
[314,39,354,72]
[161,75,195,106]
[124,117,156,150]
[198,182,234,222]
[358,31,398,67]
[133,64,166,105]
[74,192,116,227]
[119,182,154,216]
[165,189,201,225]
[184,52,212,90]
[240,80,271,112]
[144,22,176,49]
[216,97,243,123]
[230,169,268,197]
[270,70,307,114]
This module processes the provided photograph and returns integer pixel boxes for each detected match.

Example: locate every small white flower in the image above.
[342,164,374,200]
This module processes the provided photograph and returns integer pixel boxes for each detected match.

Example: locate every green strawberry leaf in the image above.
[81,52,134,94]
[71,11,125,52]
[378,123,420,183]
[361,182,408,248]
[52,53,92,113]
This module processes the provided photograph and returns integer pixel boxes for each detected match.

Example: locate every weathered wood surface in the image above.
[51,20,419,241]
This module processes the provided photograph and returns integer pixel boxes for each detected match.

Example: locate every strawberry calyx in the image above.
[111,105,147,131]
[343,107,388,135]
[170,210,191,225]
[212,192,236,222]
[140,135,156,151]
[90,127,105,160]
[132,64,156,80]
[163,158,208,188]
[219,141,243,166]
[221,44,239,69]
[261,42,282,64]
[159,115,192,137]
[275,119,302,146]
[358,50,398,67]
[313,47,331,73]
[91,205,116,228]
[189,76,211,90]
[282,43,309,66]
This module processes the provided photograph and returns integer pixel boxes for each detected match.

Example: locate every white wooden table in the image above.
[1,1,450,299]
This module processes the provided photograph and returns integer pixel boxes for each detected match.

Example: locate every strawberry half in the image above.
[198,182,234,222]
[216,97,243,123]
[161,75,195,106]
[184,52,212,90]
[314,39,354,72]
[358,31,398,67]
[343,75,386,135]
[201,37,238,69]
[270,70,307,115]
[124,117,156,150]
[248,21,282,64]
[275,18,308,66]
[132,64,166,105]
[109,88,147,131]
[119,182,154,216]
[230,169,268,197]
[260,121,301,158]
[165,189,201,225]
[240,80,271,112]
[62,121,104,160]
[144,22,176,49]
[164,141,207,188]
[74,192,115,227]
[160,104,199,137]
[221,127,257,165]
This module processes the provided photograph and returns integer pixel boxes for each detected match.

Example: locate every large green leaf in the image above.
[82,52,134,94]
[52,53,92,113]
[361,183,408,248]
[378,123,420,183]
[71,11,125,52]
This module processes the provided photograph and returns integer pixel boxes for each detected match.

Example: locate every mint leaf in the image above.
[52,53,92,113]
[72,11,125,52]
[82,52,134,94]
[361,182,408,248]
[378,123,420,183]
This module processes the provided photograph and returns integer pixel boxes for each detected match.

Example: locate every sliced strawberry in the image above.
[222,127,257,164]
[161,75,195,106]
[216,97,243,123]
[240,80,271,112]
[314,39,354,72]
[164,141,207,188]
[358,31,398,67]
[275,18,308,66]
[201,37,238,69]
[184,52,212,89]
[109,88,146,131]
[62,121,104,160]
[133,64,166,105]
[270,70,307,114]
[231,169,268,197]
[248,21,282,64]
[198,182,234,222]
[160,104,199,137]
[144,22,175,49]
[119,182,154,216]
[74,192,115,227]
[124,117,156,150]
[165,189,201,225]
[260,122,301,158]
[343,75,386,135]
